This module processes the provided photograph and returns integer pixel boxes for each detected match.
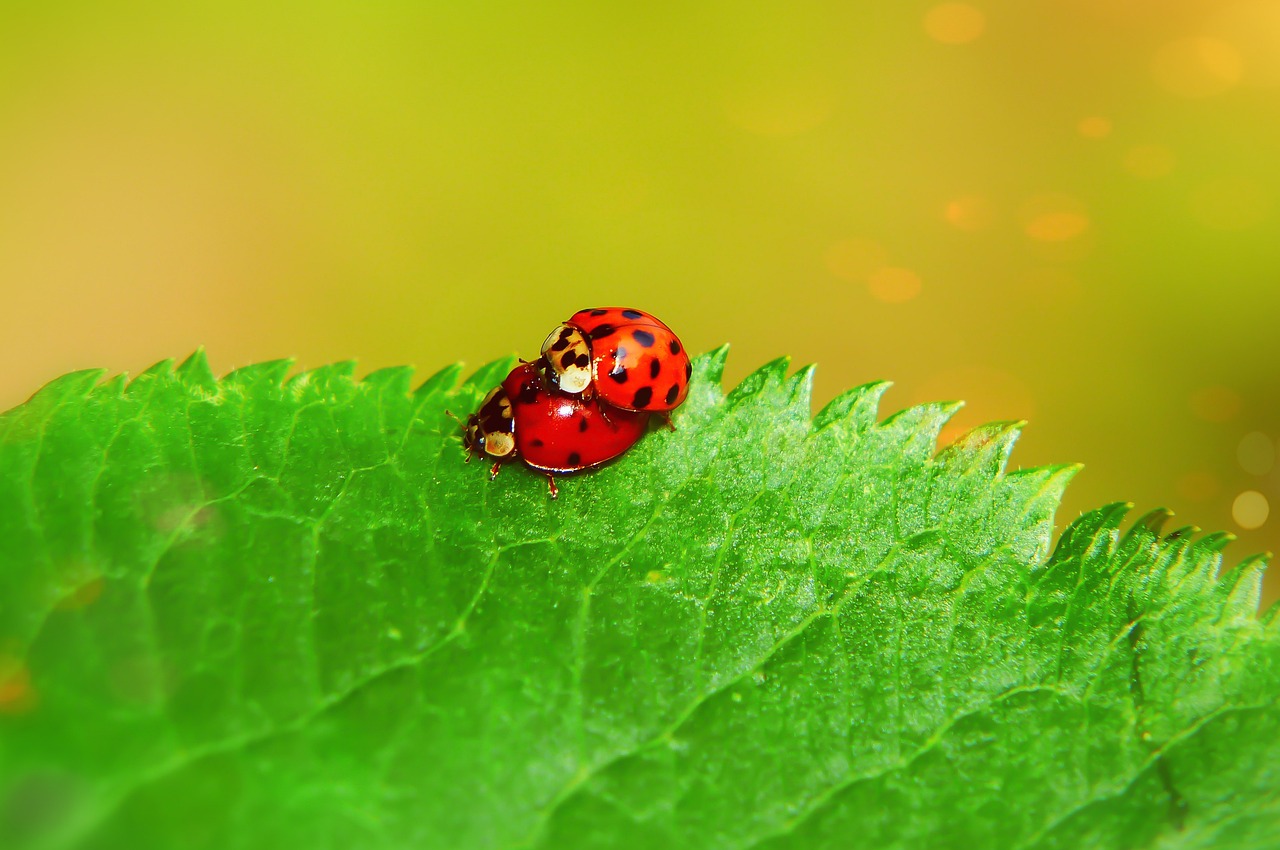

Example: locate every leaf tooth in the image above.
[360,365,414,396]
[878,400,963,464]
[1190,529,1236,557]
[125,364,173,400]
[1005,461,1082,495]
[1049,501,1132,563]
[93,373,128,400]
[1262,591,1280,629]
[693,344,730,386]
[676,347,730,422]
[1144,527,1228,601]
[1006,462,1081,526]
[1215,552,1268,620]
[1121,507,1175,545]
[1161,524,1201,544]
[137,358,176,379]
[726,356,791,406]
[782,363,817,419]
[460,357,519,393]
[176,349,217,392]
[1139,507,1175,536]
[15,369,109,416]
[287,361,358,391]
[813,380,891,433]
[934,420,1024,477]
[413,362,464,398]
[224,359,294,390]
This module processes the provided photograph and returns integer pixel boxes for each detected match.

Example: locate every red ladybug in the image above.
[462,361,650,498]
[540,307,692,414]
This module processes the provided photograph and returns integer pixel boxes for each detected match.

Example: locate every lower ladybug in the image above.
[462,361,650,498]
[540,307,692,414]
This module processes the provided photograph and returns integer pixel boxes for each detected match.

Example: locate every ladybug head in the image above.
[539,324,593,395]
[463,386,516,461]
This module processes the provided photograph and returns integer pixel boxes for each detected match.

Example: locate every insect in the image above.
[540,307,692,414]
[462,361,650,498]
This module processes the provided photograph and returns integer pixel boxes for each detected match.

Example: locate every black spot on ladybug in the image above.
[632,329,656,348]
[559,351,578,369]
[590,309,607,316]
[531,438,544,447]
[685,362,692,380]
[578,418,589,432]
[649,359,661,379]
[592,324,616,339]
[608,366,628,384]
[669,340,681,355]
[517,383,540,405]
[575,353,590,368]
[622,309,643,320]
[551,332,571,351]
[567,451,582,467]
[665,384,680,405]
[633,387,653,407]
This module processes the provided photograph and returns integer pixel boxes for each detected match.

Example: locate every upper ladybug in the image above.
[540,307,692,413]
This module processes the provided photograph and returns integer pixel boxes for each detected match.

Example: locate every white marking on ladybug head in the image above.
[483,431,515,458]
[540,324,592,394]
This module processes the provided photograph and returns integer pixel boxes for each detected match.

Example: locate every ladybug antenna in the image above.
[443,409,467,433]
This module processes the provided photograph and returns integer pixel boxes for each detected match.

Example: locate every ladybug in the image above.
[540,307,692,414]
[462,361,650,498]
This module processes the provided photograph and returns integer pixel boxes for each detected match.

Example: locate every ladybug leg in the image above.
[597,403,615,428]
[545,475,559,500]
[489,461,502,481]
[660,412,677,432]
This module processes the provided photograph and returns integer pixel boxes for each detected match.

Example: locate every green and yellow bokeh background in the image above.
[2,1,1278,604]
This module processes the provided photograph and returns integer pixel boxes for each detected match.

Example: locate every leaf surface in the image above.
[0,350,1276,850]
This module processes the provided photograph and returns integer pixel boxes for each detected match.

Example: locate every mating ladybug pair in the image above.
[461,307,691,498]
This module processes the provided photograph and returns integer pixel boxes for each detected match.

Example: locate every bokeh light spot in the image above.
[1124,144,1176,179]
[1078,116,1113,139]
[944,195,995,231]
[1211,1,1280,88]
[825,237,889,282]
[1020,194,1090,243]
[1189,385,1242,422]
[867,267,922,303]
[925,3,987,45]
[1024,212,1090,242]
[1232,490,1270,529]
[1190,178,1273,230]
[1238,431,1276,476]
[1151,37,1243,97]
[1176,470,1220,502]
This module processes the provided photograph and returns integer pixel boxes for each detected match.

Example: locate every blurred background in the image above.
[1,1,1277,605]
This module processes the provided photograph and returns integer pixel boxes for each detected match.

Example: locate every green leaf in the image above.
[0,349,1276,850]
